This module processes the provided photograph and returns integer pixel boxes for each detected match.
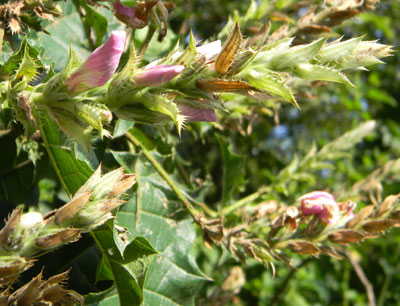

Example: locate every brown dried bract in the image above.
[215,22,242,75]
[196,79,255,92]
[54,191,92,225]
[0,208,22,251]
[375,194,400,218]
[328,230,365,244]
[35,229,81,250]
[363,219,398,233]
[289,241,320,255]
[345,205,374,228]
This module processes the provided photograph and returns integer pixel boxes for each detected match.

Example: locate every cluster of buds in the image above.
[1,270,83,305]
[0,166,135,284]
[222,191,400,269]
[4,8,389,150]
[0,0,62,34]
[30,31,126,149]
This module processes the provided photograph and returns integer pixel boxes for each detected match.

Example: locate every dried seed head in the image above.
[375,194,400,218]
[254,200,278,218]
[328,230,365,244]
[0,259,34,280]
[363,219,398,233]
[221,266,246,293]
[346,205,374,228]
[390,210,400,220]
[288,241,320,255]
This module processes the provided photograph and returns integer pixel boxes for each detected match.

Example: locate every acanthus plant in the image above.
[0,0,398,304]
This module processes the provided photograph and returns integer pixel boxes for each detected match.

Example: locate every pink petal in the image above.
[66,31,126,93]
[298,191,335,202]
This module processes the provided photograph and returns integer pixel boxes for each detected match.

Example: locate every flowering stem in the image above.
[125,131,200,219]
[222,186,271,215]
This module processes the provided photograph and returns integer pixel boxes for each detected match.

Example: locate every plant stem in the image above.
[125,132,200,220]
[222,186,270,215]
[270,259,312,306]
[346,250,376,306]
[138,26,156,58]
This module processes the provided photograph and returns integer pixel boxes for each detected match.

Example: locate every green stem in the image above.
[125,132,200,220]
[138,26,156,58]
[222,186,270,215]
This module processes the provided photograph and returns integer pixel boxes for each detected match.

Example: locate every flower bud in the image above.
[133,65,185,87]
[299,191,339,224]
[66,31,126,93]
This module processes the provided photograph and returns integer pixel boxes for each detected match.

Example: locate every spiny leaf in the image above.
[216,22,242,74]
[292,63,354,87]
[317,36,363,63]
[268,38,326,70]
[247,70,299,108]
[175,30,198,66]
[0,37,41,81]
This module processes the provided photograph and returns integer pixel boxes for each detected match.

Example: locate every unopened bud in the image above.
[66,31,126,93]
[133,65,185,87]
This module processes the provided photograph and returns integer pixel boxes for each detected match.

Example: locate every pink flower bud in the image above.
[133,65,185,87]
[66,31,126,93]
[177,104,217,123]
[299,191,339,224]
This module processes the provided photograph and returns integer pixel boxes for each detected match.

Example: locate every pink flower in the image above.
[298,191,339,224]
[177,104,217,122]
[66,31,126,93]
[133,65,185,87]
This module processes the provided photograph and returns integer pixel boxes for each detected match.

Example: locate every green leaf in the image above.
[37,12,90,71]
[216,135,245,205]
[92,221,158,306]
[115,154,209,305]
[0,37,41,80]
[247,70,298,108]
[85,287,118,305]
[113,119,134,138]
[34,107,93,196]
[79,0,108,47]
